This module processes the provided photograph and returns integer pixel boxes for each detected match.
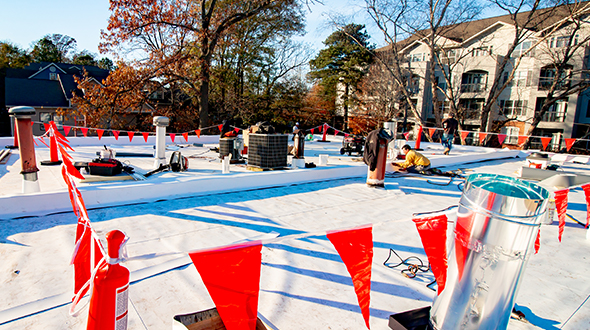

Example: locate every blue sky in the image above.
[0,0,506,59]
[0,0,371,59]
[0,0,110,55]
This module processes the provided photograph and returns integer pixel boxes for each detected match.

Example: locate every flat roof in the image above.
[0,136,588,329]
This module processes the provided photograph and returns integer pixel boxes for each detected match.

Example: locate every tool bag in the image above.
[88,158,123,176]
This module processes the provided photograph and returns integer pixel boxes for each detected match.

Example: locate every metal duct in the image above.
[430,173,550,330]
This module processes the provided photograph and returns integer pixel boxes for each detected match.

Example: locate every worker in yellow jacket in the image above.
[393,144,431,173]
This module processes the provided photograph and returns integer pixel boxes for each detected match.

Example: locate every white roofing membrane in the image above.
[0,136,589,329]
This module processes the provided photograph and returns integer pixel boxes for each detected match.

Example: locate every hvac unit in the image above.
[247,134,288,169]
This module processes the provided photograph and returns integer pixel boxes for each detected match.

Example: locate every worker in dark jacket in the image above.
[441,113,458,155]
[393,144,431,173]
[363,128,392,171]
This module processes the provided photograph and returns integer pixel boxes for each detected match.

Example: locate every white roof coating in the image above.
[0,135,589,329]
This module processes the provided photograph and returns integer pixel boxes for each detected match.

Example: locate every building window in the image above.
[503,126,520,144]
[550,35,578,48]
[149,89,165,100]
[512,40,532,57]
[437,101,451,114]
[472,46,492,56]
[500,100,528,117]
[461,70,488,93]
[49,72,58,80]
[441,49,456,65]
[513,70,531,87]
[411,53,427,62]
[538,65,571,90]
[407,75,420,94]
[459,98,484,120]
[543,99,568,122]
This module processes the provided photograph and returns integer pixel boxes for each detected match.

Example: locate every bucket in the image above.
[292,158,305,169]
[222,156,230,174]
[430,173,549,330]
[318,154,329,166]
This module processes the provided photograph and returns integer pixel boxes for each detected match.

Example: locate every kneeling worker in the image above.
[393,144,431,173]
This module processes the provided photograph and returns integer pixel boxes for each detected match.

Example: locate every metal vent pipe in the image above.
[430,173,550,330]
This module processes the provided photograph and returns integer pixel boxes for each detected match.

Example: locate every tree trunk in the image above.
[199,70,210,129]
[343,83,349,131]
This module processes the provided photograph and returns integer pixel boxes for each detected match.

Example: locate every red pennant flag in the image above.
[218,124,223,132]
[582,184,590,228]
[43,123,50,132]
[64,125,71,136]
[142,132,149,142]
[413,215,448,295]
[182,132,189,142]
[189,241,262,330]
[518,135,528,146]
[497,134,506,145]
[319,126,323,133]
[334,129,339,137]
[479,132,488,145]
[345,133,349,138]
[541,137,552,150]
[31,121,34,125]
[112,130,120,140]
[460,131,469,141]
[327,226,373,329]
[170,133,176,143]
[97,129,104,140]
[72,220,105,299]
[195,129,201,138]
[128,131,134,142]
[403,132,410,140]
[311,128,315,134]
[565,138,576,152]
[534,230,541,254]
[80,127,88,137]
[234,127,240,133]
[555,189,569,242]
[428,128,435,139]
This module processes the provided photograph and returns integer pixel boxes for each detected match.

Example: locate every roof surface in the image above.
[0,136,588,330]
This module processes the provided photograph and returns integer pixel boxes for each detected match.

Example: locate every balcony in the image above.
[460,83,487,93]
[541,111,566,122]
[464,110,481,120]
[538,77,570,90]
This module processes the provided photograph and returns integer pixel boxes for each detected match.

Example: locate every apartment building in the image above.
[364,3,590,150]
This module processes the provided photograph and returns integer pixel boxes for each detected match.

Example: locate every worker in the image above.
[220,119,238,138]
[441,113,458,155]
[393,144,431,173]
[292,122,300,141]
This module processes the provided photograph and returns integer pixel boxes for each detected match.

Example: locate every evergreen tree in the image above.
[30,37,62,63]
[308,24,374,130]
[0,42,31,69]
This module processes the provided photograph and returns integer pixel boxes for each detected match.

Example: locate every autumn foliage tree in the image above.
[67,63,152,131]
[101,0,311,130]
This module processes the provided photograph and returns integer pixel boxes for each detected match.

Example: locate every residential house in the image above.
[0,62,110,136]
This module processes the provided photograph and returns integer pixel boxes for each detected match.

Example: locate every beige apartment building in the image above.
[360,3,590,150]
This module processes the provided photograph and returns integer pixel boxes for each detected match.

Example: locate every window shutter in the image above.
[526,70,532,86]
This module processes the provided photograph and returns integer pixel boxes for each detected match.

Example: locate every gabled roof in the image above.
[3,62,111,108]
[5,78,69,107]
[28,63,67,79]
[379,1,590,53]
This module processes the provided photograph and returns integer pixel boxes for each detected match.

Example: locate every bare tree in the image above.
[522,0,590,147]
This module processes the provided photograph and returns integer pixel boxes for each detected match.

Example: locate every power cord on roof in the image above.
[383,248,436,291]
